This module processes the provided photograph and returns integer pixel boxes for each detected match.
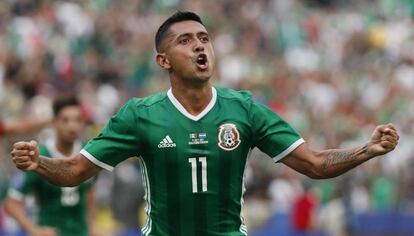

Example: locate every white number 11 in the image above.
[188,157,207,193]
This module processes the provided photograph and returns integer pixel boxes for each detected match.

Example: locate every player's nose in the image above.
[193,40,204,52]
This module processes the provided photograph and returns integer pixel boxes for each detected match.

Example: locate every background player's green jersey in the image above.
[9,140,92,236]
[82,87,304,236]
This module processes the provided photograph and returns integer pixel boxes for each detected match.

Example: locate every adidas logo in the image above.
[158,135,177,148]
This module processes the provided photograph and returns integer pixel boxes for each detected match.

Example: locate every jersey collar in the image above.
[167,87,217,121]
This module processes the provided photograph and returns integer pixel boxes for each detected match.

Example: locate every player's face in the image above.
[54,106,84,144]
[159,21,215,83]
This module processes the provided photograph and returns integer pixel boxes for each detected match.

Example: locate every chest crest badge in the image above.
[218,123,241,151]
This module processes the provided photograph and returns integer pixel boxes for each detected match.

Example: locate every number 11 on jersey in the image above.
[188,157,207,193]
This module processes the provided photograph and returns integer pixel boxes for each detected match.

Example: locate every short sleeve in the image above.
[250,102,304,162]
[8,172,40,201]
[81,100,140,171]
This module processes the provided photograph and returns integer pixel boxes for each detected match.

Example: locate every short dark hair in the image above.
[53,95,80,117]
[155,11,204,52]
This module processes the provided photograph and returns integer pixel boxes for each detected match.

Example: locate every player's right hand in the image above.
[11,140,40,171]
[29,226,58,236]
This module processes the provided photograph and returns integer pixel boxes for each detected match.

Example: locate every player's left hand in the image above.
[367,123,399,157]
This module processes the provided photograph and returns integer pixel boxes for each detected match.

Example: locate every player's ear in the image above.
[156,53,171,70]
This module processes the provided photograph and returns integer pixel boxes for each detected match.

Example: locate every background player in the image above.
[5,95,97,236]
[10,11,399,236]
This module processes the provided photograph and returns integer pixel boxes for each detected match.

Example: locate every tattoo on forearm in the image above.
[321,144,368,171]
[38,158,76,185]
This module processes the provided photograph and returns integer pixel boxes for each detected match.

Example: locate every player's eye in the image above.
[179,38,190,44]
[200,36,209,43]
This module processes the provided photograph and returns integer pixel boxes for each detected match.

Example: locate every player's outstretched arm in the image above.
[4,197,57,236]
[3,118,50,136]
[281,123,399,179]
[11,140,101,187]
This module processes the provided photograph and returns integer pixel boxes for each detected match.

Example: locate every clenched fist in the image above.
[11,140,40,171]
[367,123,399,157]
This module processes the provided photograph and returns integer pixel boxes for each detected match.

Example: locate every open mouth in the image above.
[195,54,208,70]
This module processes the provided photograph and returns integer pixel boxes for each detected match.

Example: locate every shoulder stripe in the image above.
[272,138,305,162]
[139,157,152,235]
[239,148,251,236]
[80,149,114,171]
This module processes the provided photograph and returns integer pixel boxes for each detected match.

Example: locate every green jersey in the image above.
[82,87,303,236]
[9,139,93,236]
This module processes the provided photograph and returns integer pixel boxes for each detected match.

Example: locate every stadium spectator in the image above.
[0,118,49,138]
[268,168,303,213]
[291,181,318,232]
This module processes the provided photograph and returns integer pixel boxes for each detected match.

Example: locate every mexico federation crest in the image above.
[218,123,241,151]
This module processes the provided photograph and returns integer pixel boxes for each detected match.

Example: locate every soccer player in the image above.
[5,96,96,236]
[10,11,399,236]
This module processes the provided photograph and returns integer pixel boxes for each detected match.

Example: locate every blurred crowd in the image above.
[1,0,414,235]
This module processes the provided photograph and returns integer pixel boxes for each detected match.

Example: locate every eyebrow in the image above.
[175,31,209,41]
[160,30,209,52]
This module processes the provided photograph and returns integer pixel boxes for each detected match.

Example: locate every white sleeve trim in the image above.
[80,149,114,172]
[7,188,24,201]
[272,138,305,162]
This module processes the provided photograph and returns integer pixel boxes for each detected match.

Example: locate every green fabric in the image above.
[316,181,334,205]
[84,86,302,236]
[0,165,8,201]
[372,176,395,210]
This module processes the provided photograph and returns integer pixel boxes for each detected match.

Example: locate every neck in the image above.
[55,138,74,157]
[170,82,213,116]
